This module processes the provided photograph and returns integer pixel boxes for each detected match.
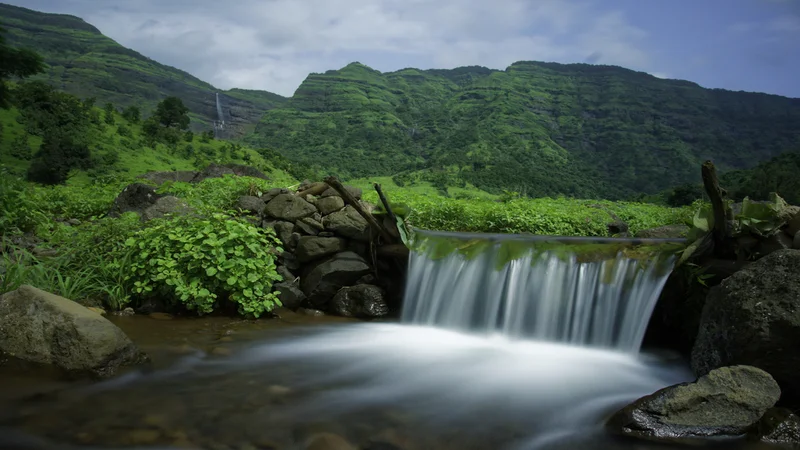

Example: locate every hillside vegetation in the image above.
[0,3,287,136]
[248,62,800,200]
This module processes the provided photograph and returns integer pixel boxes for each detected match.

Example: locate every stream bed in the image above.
[0,311,782,450]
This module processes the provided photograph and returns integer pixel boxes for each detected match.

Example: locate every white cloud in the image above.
[13,0,662,96]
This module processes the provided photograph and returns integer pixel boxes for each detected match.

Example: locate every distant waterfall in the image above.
[401,231,680,352]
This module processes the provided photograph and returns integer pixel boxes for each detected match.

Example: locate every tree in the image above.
[122,105,140,123]
[103,102,115,125]
[154,96,190,130]
[0,26,45,109]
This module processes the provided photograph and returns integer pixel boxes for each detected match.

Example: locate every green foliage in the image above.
[103,102,115,125]
[667,183,704,207]
[123,213,283,317]
[154,96,190,130]
[736,193,789,237]
[157,175,273,212]
[121,105,140,123]
[0,25,45,108]
[720,152,800,205]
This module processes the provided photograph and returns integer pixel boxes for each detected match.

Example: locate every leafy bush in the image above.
[123,213,284,317]
[158,175,272,212]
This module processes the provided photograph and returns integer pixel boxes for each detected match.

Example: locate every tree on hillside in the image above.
[154,96,190,129]
[14,81,95,184]
[122,105,140,123]
[103,102,115,125]
[0,26,45,109]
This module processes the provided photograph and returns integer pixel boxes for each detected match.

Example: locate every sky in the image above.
[6,0,800,98]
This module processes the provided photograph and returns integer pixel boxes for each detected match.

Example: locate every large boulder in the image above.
[607,365,780,441]
[323,205,371,241]
[141,196,192,221]
[264,194,317,221]
[316,196,345,215]
[691,249,800,404]
[300,251,371,307]
[108,183,162,217]
[0,285,148,378]
[235,195,266,216]
[330,284,389,318]
[137,170,198,186]
[295,236,347,263]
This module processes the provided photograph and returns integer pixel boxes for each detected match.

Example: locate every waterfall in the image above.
[401,230,680,352]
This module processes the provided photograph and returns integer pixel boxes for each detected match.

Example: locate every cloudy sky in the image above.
[7,0,800,97]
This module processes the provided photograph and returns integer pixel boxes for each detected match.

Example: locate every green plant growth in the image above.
[123,213,284,317]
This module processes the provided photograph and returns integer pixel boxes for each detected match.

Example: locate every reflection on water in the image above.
[0,319,777,450]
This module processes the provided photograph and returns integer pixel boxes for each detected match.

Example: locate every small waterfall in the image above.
[402,230,680,352]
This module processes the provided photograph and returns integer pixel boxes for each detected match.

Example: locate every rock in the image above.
[756,232,794,257]
[607,220,629,237]
[321,185,362,200]
[193,163,269,182]
[794,231,800,250]
[269,221,295,247]
[296,236,348,263]
[274,282,306,310]
[752,408,800,446]
[277,265,296,282]
[236,196,266,215]
[295,217,325,236]
[316,196,345,215]
[264,194,317,221]
[323,206,371,241]
[304,433,356,450]
[0,285,148,377]
[108,183,162,217]
[635,224,690,239]
[261,187,291,203]
[86,307,106,316]
[66,218,81,226]
[137,170,198,186]
[282,252,301,271]
[318,231,335,238]
[298,308,325,317]
[331,284,389,318]
[691,249,800,405]
[607,365,781,441]
[112,307,136,317]
[787,210,800,237]
[288,232,301,252]
[301,252,372,306]
[141,196,192,221]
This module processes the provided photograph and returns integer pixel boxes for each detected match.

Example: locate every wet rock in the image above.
[634,224,690,239]
[296,236,348,263]
[141,196,192,221]
[320,185,362,200]
[112,307,136,316]
[0,285,148,378]
[301,251,372,307]
[691,249,800,404]
[295,217,325,236]
[236,195,266,215]
[323,206,371,241]
[298,308,325,316]
[304,432,356,450]
[274,282,306,310]
[751,408,800,446]
[261,187,292,203]
[316,196,345,215]
[264,194,316,221]
[330,284,389,318]
[607,365,781,441]
[108,183,162,217]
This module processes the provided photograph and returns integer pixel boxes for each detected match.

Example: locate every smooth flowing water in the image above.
[1,231,765,450]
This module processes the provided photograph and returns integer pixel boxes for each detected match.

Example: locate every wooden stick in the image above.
[296,182,328,197]
[373,183,398,224]
[701,160,729,247]
[324,176,395,243]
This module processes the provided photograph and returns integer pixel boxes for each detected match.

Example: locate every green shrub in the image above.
[123,212,283,317]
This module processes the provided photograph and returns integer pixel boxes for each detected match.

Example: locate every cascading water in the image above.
[402,230,678,352]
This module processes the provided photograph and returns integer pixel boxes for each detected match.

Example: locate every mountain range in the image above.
[2,2,799,200]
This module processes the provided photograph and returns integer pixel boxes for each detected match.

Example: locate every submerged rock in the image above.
[273,282,306,310]
[691,249,800,404]
[0,285,148,378]
[330,284,389,318]
[607,365,780,441]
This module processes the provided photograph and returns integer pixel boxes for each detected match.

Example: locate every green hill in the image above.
[247,62,800,200]
[0,3,287,136]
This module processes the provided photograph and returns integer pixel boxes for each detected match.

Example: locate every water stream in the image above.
[0,232,766,449]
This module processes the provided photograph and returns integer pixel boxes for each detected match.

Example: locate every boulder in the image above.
[607,365,780,441]
[756,232,794,257]
[137,170,198,186]
[296,236,348,263]
[301,251,371,306]
[261,187,291,203]
[330,284,389,318]
[235,195,266,215]
[264,194,317,221]
[266,221,295,247]
[141,196,192,221]
[691,249,800,404]
[0,285,148,378]
[316,196,346,215]
[635,224,690,239]
[751,408,800,447]
[193,163,269,182]
[323,205,371,241]
[320,185,362,200]
[295,217,324,236]
[108,183,162,217]
[273,282,306,310]
[794,231,800,250]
